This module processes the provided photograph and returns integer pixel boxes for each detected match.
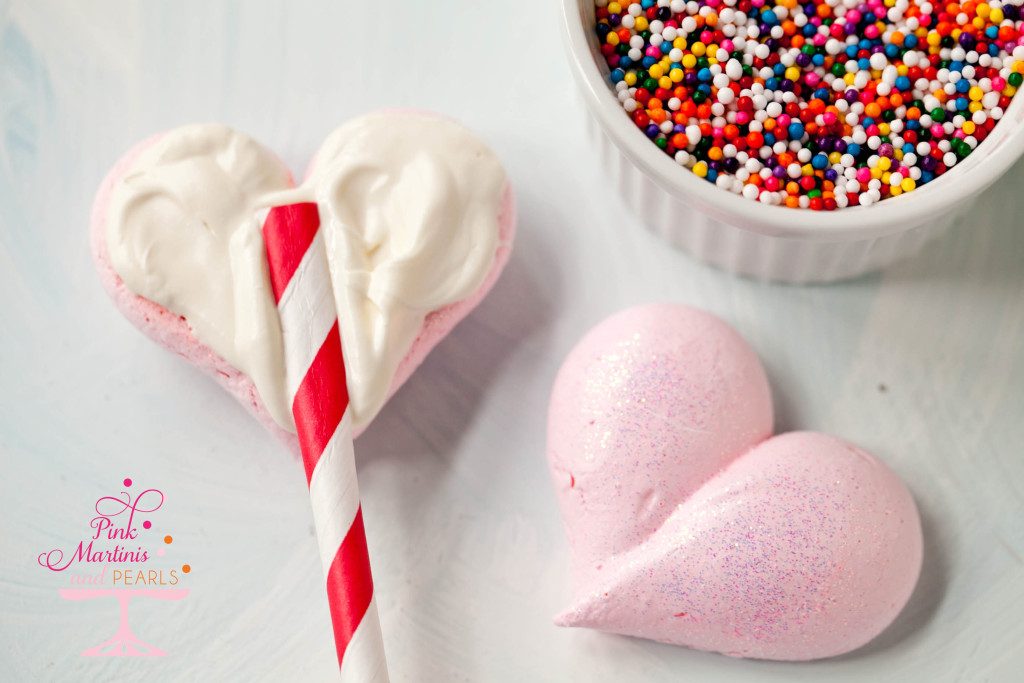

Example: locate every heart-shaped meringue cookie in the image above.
[548,304,922,661]
[91,111,515,448]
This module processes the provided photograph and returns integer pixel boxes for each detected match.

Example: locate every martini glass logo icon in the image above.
[55,478,190,657]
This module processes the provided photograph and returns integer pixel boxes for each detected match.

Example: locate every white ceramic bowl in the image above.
[561,0,1024,283]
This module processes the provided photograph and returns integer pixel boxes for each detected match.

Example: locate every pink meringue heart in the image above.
[548,304,923,661]
[91,112,515,450]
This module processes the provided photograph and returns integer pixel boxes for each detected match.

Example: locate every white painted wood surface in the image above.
[1,1,1022,680]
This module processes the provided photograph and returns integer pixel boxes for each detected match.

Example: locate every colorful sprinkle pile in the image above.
[596,0,1024,209]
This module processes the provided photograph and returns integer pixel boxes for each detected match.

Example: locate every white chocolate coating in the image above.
[106,113,506,430]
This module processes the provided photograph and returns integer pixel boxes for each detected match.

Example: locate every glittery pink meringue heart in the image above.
[547,304,923,661]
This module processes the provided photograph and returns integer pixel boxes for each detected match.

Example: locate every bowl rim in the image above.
[561,0,1024,241]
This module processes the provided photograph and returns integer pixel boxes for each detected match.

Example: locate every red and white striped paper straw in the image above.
[261,202,389,682]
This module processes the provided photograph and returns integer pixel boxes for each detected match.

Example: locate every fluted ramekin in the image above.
[562,0,1024,283]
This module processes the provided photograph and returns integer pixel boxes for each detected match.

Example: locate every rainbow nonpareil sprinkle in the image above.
[596,0,1024,209]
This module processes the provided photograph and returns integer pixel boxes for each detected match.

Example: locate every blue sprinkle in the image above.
[610,68,625,83]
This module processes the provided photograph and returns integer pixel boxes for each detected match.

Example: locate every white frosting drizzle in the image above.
[106,113,506,431]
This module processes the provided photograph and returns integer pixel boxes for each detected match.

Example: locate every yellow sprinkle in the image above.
[901,177,916,192]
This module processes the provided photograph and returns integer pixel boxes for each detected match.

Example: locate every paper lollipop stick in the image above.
[261,202,388,682]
